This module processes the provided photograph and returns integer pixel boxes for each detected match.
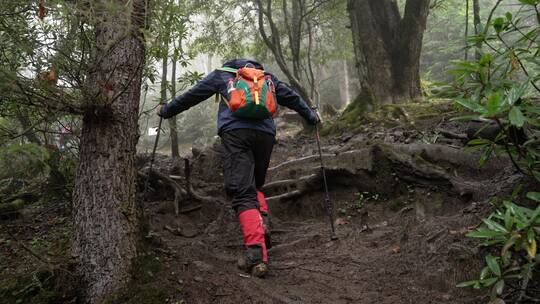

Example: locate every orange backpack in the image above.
[217,66,277,119]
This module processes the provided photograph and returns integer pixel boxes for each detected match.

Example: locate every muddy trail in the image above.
[140,106,521,304]
[0,103,525,303]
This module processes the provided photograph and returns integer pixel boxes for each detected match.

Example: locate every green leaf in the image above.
[519,0,539,5]
[505,83,528,106]
[486,92,503,116]
[456,280,479,288]
[468,139,491,146]
[509,107,526,127]
[506,12,513,21]
[483,218,508,233]
[533,171,540,184]
[494,279,505,295]
[486,255,501,277]
[467,229,506,238]
[493,17,505,33]
[455,98,487,114]
[504,208,514,231]
[482,277,499,286]
[527,229,535,243]
[450,114,482,122]
[479,54,494,66]
[527,192,540,202]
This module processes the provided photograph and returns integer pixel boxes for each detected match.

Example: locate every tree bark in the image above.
[347,0,430,106]
[72,0,146,302]
[465,0,469,61]
[472,0,482,60]
[339,59,351,107]
[169,48,180,159]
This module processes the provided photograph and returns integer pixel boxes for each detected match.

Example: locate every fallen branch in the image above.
[268,154,335,172]
[266,190,304,203]
[436,128,468,140]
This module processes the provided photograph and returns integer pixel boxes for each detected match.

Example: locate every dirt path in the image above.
[148,184,482,304]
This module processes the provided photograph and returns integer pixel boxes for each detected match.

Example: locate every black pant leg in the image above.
[221,130,259,214]
[253,131,275,190]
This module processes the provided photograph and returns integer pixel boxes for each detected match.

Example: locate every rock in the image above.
[193,276,203,282]
[193,260,213,272]
[180,226,199,238]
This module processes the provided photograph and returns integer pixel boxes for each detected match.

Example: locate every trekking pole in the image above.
[313,108,338,241]
[144,115,164,197]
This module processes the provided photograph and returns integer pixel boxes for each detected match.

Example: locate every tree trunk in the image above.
[169,43,180,159]
[464,0,469,61]
[72,0,145,302]
[472,0,482,60]
[347,0,430,106]
[339,59,351,107]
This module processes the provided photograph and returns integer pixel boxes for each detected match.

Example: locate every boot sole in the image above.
[251,263,268,278]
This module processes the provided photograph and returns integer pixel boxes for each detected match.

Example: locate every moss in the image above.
[0,199,28,214]
[104,252,166,304]
[105,285,168,304]
[321,99,455,137]
[0,269,77,304]
[132,253,162,285]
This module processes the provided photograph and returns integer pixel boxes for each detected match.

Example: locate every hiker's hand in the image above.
[156,105,164,117]
[309,110,321,125]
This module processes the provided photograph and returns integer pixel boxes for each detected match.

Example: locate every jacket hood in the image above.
[222,58,264,70]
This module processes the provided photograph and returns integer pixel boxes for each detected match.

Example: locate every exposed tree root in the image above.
[264,142,514,203]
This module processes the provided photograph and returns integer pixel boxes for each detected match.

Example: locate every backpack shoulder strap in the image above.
[216,67,238,73]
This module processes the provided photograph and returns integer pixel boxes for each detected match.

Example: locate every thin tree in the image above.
[255,0,314,106]
[72,0,146,302]
[465,0,470,61]
[473,0,482,60]
[347,0,431,106]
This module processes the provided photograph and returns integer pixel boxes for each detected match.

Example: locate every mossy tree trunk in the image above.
[72,0,146,302]
[347,0,430,107]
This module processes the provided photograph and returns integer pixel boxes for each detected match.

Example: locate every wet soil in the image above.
[146,182,484,304]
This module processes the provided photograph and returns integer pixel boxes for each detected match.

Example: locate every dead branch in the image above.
[436,128,468,140]
[268,154,335,172]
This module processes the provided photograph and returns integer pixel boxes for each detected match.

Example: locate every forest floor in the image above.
[0,100,524,303]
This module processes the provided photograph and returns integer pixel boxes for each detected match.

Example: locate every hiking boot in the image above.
[237,245,268,278]
[261,212,272,249]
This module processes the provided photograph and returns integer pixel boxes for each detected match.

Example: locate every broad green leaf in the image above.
[486,92,503,116]
[527,229,535,243]
[482,277,499,286]
[527,192,540,202]
[527,239,537,258]
[494,279,505,295]
[524,106,540,114]
[504,208,514,231]
[455,98,487,114]
[501,236,517,257]
[479,54,494,66]
[505,83,528,106]
[509,106,526,127]
[493,17,505,33]
[518,0,539,5]
[456,280,479,288]
[481,266,491,280]
[486,255,501,277]
[450,114,482,122]
[482,218,508,233]
[467,229,506,238]
[533,171,540,183]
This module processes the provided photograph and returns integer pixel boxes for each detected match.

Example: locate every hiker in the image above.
[158,58,319,277]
